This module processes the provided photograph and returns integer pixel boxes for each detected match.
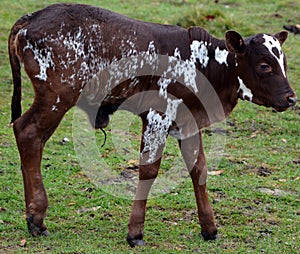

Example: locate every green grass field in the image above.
[0,0,299,253]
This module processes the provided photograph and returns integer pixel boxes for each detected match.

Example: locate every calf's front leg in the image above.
[179,132,218,240]
[127,116,165,247]
[126,160,162,247]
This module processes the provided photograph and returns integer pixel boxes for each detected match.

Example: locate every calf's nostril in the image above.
[287,96,297,106]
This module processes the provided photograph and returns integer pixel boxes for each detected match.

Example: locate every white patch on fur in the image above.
[190,40,209,68]
[156,45,199,96]
[18,28,27,37]
[23,40,54,81]
[262,34,286,77]
[53,24,107,88]
[237,77,253,101]
[62,27,85,63]
[51,105,58,111]
[157,46,199,98]
[158,77,172,99]
[215,47,229,66]
[142,98,183,163]
[174,48,181,60]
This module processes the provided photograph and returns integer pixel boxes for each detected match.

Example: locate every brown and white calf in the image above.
[9,4,297,246]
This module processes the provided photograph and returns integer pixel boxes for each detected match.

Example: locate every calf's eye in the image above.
[259,63,272,73]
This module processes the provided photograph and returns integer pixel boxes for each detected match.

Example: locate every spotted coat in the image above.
[9,3,297,247]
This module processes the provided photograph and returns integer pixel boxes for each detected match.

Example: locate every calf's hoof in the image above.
[126,235,145,247]
[201,228,218,241]
[27,216,50,237]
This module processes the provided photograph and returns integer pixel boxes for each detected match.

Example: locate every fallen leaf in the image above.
[227,145,236,149]
[175,246,183,251]
[208,170,224,176]
[281,138,287,143]
[20,239,27,247]
[127,159,139,169]
[128,159,138,166]
[250,130,259,138]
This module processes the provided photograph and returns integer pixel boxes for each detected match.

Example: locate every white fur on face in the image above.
[262,34,286,78]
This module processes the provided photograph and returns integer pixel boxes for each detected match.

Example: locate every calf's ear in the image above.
[225,31,246,55]
[274,31,288,45]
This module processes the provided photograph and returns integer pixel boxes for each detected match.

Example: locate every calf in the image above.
[9,3,297,247]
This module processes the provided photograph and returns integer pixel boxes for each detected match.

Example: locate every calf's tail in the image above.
[8,20,25,123]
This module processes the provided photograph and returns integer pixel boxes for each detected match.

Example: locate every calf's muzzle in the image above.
[287,93,297,107]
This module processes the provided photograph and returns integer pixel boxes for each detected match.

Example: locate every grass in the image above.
[0,0,299,253]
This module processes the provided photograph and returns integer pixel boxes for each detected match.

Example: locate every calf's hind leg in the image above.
[13,93,70,236]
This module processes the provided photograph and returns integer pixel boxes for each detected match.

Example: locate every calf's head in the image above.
[226,30,297,112]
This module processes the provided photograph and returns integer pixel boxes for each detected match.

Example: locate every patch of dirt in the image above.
[212,191,227,204]
[1,142,12,147]
[182,210,197,223]
[291,105,300,114]
[256,166,272,177]
[286,158,300,165]
[267,219,280,225]
[97,166,139,195]
[0,245,23,252]
[219,242,238,250]
[258,228,273,238]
